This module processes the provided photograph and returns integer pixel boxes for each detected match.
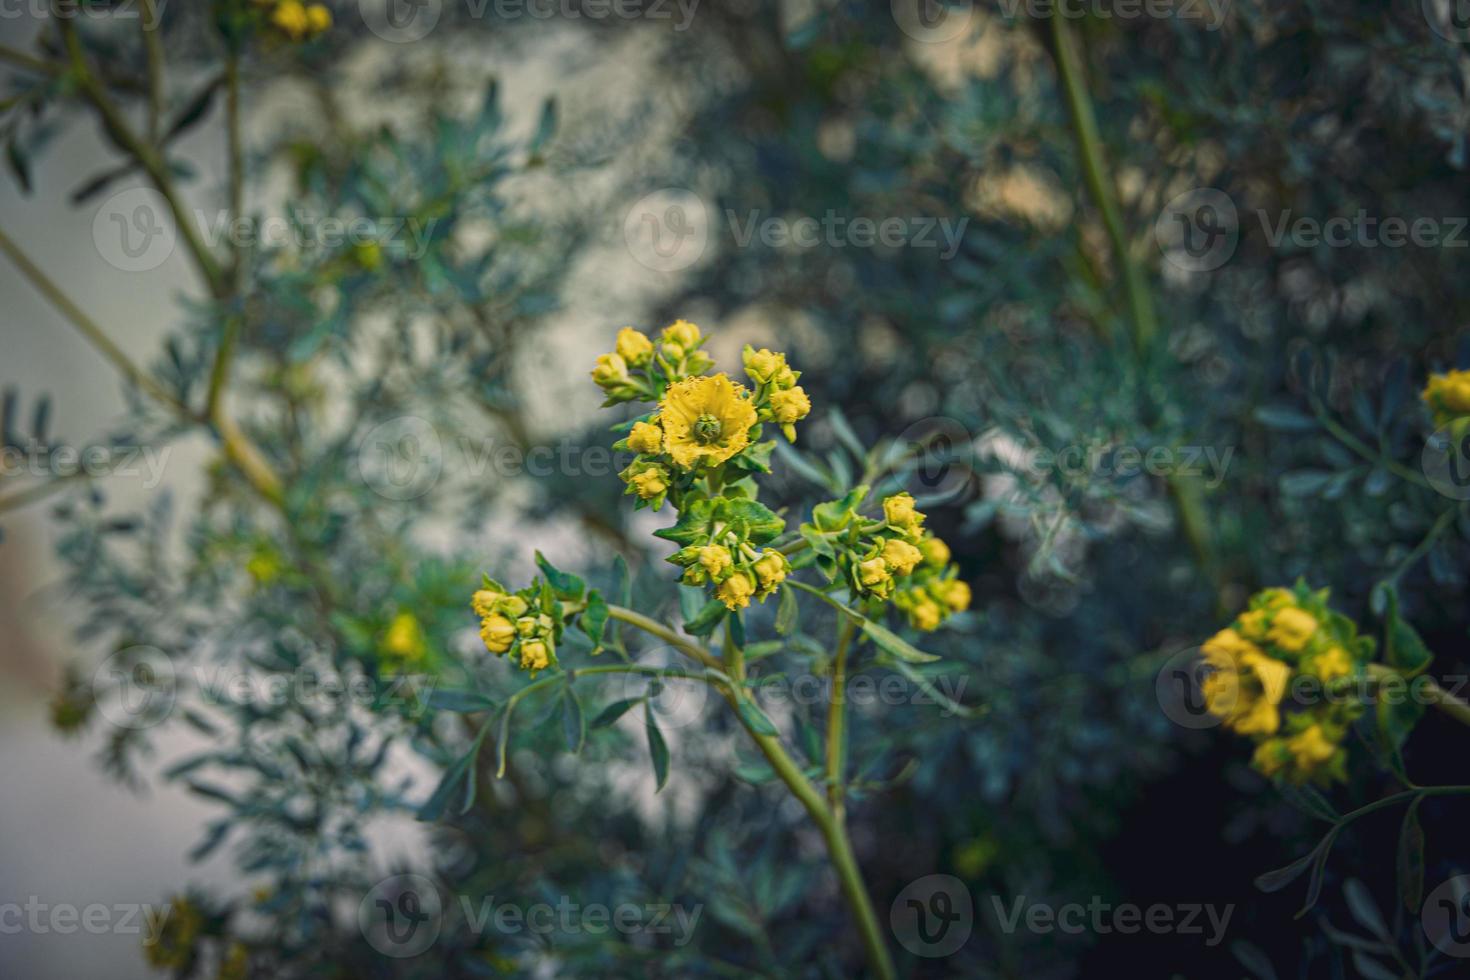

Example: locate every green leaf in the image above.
[591,697,643,729]
[863,619,941,664]
[1253,406,1319,431]
[683,598,728,637]
[645,702,669,792]
[581,591,609,649]
[828,405,868,462]
[7,138,31,195]
[811,485,869,531]
[416,739,482,821]
[721,498,786,543]
[654,497,715,546]
[734,695,780,736]
[535,551,586,601]
[1280,470,1334,497]
[529,97,558,156]
[1381,585,1433,677]
[426,690,498,713]
[775,584,799,636]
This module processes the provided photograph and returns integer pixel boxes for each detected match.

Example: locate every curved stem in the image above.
[605,604,725,672]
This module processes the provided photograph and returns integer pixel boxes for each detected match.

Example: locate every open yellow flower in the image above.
[1423,368,1470,423]
[659,373,758,469]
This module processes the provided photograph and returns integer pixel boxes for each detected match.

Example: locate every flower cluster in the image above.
[594,323,812,511]
[802,489,970,631]
[1421,368,1470,428]
[472,579,565,676]
[255,0,332,41]
[659,496,794,611]
[1201,585,1372,785]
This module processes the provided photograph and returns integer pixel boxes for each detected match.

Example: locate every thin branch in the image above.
[140,0,164,143]
[825,614,856,820]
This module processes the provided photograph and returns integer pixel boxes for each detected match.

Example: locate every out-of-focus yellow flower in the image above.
[716,572,755,610]
[382,612,427,663]
[1287,724,1336,770]
[1200,629,1291,736]
[305,3,331,33]
[271,0,310,39]
[1306,646,1353,682]
[1422,369,1470,424]
[935,579,970,613]
[881,538,923,577]
[628,420,664,455]
[1268,608,1318,652]
[659,373,758,469]
[919,535,951,567]
[144,897,203,969]
[909,599,943,631]
[218,942,249,980]
[479,615,516,655]
[698,544,733,578]
[616,327,654,365]
[1236,608,1269,642]
[883,493,925,534]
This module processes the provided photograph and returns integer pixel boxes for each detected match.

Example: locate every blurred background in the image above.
[3,1,1470,977]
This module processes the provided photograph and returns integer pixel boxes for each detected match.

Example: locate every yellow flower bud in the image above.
[919,536,950,567]
[857,556,891,590]
[628,420,664,456]
[1423,368,1470,420]
[383,612,426,661]
[662,319,701,351]
[743,346,788,385]
[753,550,789,589]
[629,465,669,499]
[591,352,630,389]
[305,3,332,33]
[1268,608,1318,652]
[881,538,923,577]
[271,0,309,39]
[500,595,529,618]
[716,572,755,610]
[1236,609,1269,642]
[616,327,654,366]
[472,589,503,618]
[1287,724,1336,770]
[516,616,541,637]
[698,544,733,578]
[883,493,924,530]
[769,386,811,425]
[480,615,516,654]
[937,579,971,613]
[910,599,943,632]
[519,640,551,674]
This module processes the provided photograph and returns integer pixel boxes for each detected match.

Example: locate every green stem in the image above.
[826,615,857,820]
[1366,664,1470,728]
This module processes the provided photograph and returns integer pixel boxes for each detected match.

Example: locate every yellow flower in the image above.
[857,556,891,594]
[769,386,811,425]
[661,319,702,355]
[1268,608,1318,652]
[592,352,630,390]
[144,898,203,969]
[1240,649,1292,706]
[936,579,971,613]
[519,640,551,674]
[717,572,755,610]
[382,612,427,662]
[743,346,789,385]
[1201,627,1257,666]
[883,493,925,532]
[698,544,733,578]
[920,535,951,567]
[629,464,670,499]
[1236,609,1269,642]
[1251,739,1289,778]
[1258,588,1295,611]
[472,589,504,618]
[627,420,664,456]
[909,599,943,631]
[1231,697,1281,736]
[218,942,249,980]
[1422,369,1470,422]
[480,615,515,655]
[516,616,541,637]
[305,3,331,33]
[500,595,529,618]
[1287,724,1337,770]
[1306,646,1353,682]
[616,327,654,365]
[271,0,310,39]
[753,550,789,590]
[881,538,923,577]
[659,373,758,469]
